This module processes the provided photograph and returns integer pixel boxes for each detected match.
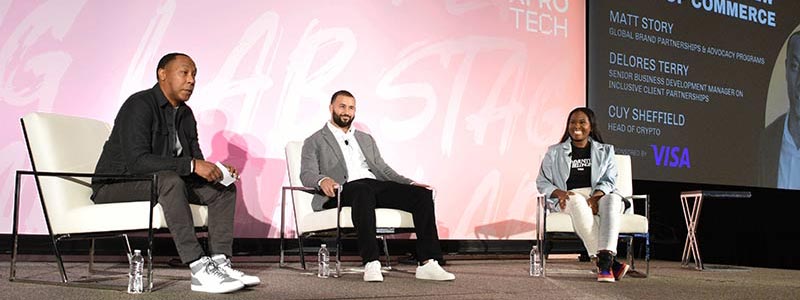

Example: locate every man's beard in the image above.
[332,112,354,128]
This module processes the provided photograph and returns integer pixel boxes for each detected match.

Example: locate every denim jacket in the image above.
[536,138,618,212]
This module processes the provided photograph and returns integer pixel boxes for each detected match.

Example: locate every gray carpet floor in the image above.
[2,257,799,299]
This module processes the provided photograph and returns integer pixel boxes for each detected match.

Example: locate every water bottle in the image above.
[317,244,330,278]
[529,245,542,277]
[127,249,144,293]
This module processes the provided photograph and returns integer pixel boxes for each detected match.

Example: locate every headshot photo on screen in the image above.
[762,28,800,190]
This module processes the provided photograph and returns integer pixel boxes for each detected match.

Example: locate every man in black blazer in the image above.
[761,31,800,189]
[91,53,258,293]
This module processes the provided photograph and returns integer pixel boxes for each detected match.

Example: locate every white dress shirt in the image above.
[778,116,800,189]
[326,121,376,182]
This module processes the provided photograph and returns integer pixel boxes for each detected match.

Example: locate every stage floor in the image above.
[2,257,799,299]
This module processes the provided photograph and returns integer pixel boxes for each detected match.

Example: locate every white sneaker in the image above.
[363,260,384,282]
[190,256,245,293]
[211,254,261,287]
[415,260,455,281]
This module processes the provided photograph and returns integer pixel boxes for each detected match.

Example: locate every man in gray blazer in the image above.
[300,90,454,282]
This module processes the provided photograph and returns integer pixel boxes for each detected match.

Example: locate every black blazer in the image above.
[91,84,203,196]
[759,114,785,187]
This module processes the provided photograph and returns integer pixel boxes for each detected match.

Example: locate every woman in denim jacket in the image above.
[536,107,629,282]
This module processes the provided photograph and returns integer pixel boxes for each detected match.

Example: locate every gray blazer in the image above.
[300,124,412,211]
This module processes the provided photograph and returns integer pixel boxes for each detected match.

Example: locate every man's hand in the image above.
[552,189,572,210]
[319,177,340,197]
[587,195,601,215]
[222,163,239,180]
[194,159,222,182]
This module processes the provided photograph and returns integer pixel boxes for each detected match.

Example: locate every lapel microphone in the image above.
[344,139,349,146]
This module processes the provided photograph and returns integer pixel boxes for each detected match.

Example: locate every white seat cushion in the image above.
[53,202,208,235]
[619,214,648,234]
[298,207,415,234]
[545,212,648,234]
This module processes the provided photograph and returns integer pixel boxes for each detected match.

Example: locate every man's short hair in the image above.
[156,52,189,80]
[330,90,354,104]
[789,31,800,54]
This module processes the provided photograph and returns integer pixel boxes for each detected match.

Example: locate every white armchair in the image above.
[538,154,650,277]
[11,112,208,290]
[280,141,416,275]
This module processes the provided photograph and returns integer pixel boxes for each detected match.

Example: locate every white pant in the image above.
[564,188,623,256]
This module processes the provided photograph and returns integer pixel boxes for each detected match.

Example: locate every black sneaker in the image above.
[596,252,615,283]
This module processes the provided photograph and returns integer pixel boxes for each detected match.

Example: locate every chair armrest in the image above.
[624,194,650,219]
[18,170,158,205]
[17,169,152,180]
[535,194,553,214]
[16,169,159,208]
[281,186,317,194]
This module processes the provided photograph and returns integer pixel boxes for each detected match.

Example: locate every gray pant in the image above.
[93,170,236,263]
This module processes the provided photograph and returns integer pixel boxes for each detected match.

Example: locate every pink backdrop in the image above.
[0,0,585,239]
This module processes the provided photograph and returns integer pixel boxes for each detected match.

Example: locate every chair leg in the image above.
[12,172,68,283]
[626,236,635,270]
[543,233,552,259]
[52,236,68,283]
[335,188,343,278]
[298,235,307,270]
[280,187,286,268]
[146,174,156,292]
[542,233,549,277]
[334,240,342,278]
[645,233,650,277]
[146,243,153,292]
[10,172,22,281]
[122,234,132,259]
[279,234,285,268]
[198,230,209,254]
[89,239,95,274]
[379,236,392,270]
[335,236,342,278]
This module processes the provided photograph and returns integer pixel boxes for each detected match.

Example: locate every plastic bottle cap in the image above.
[321,244,327,248]
[134,249,141,254]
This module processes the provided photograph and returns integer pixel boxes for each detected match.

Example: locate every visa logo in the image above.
[650,145,691,168]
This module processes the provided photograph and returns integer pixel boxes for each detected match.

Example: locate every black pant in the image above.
[93,170,236,263]
[324,179,443,264]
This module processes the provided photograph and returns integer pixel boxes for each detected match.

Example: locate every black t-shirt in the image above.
[566,143,592,190]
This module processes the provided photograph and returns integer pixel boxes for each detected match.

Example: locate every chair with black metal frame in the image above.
[279,141,417,276]
[11,112,208,291]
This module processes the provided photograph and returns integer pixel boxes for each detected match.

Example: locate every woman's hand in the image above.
[587,195,601,215]
[552,189,571,210]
